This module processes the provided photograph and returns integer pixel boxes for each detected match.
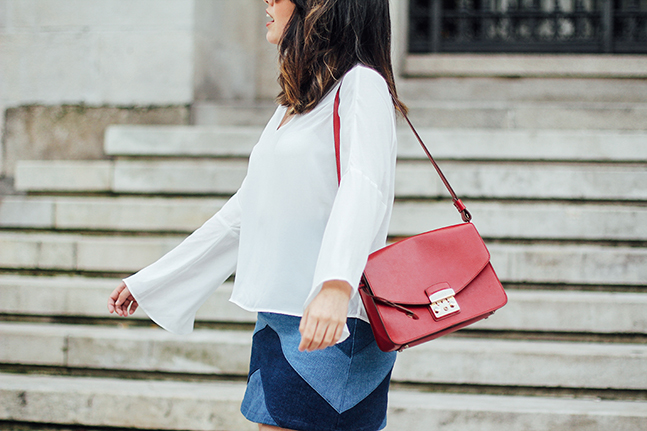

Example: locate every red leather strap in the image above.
[399,111,472,222]
[332,87,472,222]
[361,287,420,320]
[334,88,342,185]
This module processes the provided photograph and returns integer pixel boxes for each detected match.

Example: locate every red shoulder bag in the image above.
[333,87,508,352]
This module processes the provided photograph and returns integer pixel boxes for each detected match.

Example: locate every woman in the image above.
[108,0,407,430]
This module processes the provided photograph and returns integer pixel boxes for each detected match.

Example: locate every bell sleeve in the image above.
[305,67,398,308]
[123,189,243,335]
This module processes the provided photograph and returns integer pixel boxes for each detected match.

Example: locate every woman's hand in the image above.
[107,281,139,317]
[298,280,352,352]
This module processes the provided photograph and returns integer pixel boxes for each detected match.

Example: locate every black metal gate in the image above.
[409,0,647,53]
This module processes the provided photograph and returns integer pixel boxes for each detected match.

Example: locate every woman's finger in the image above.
[321,322,343,349]
[299,280,352,351]
[308,322,327,351]
[115,286,132,307]
[129,300,139,315]
[300,315,343,351]
[299,315,318,352]
[110,283,138,317]
[107,282,126,313]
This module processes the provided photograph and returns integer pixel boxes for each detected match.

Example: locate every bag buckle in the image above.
[428,288,460,319]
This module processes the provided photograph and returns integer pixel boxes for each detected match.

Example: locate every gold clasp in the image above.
[428,288,460,319]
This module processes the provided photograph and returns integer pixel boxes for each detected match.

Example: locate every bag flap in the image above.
[363,222,490,305]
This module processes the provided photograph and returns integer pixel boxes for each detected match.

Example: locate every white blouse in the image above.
[124,65,398,336]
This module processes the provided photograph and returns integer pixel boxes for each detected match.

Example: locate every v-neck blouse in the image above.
[124,65,398,335]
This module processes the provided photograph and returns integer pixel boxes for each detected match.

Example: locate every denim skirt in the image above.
[240,312,397,431]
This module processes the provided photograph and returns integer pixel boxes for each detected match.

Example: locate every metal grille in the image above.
[409,0,647,53]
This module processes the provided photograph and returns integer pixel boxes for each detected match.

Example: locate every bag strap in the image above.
[333,87,472,223]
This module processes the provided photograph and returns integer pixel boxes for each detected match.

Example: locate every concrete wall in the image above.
[193,0,279,102]
[0,0,195,106]
[0,0,286,177]
[0,0,199,177]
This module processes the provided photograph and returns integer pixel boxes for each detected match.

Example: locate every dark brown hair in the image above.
[277,0,407,115]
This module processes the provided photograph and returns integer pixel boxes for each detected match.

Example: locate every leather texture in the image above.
[333,85,508,352]
[359,223,508,352]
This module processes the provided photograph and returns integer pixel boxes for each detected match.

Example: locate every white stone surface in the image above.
[396,161,647,200]
[75,235,183,272]
[2,322,646,390]
[0,232,644,284]
[1,275,645,334]
[398,76,647,104]
[385,391,647,431]
[67,326,252,374]
[390,201,647,240]
[0,233,76,270]
[14,160,113,192]
[38,239,76,269]
[193,0,278,102]
[13,158,646,202]
[514,103,647,130]
[0,235,39,268]
[0,372,646,431]
[0,0,194,106]
[404,102,647,129]
[104,125,647,161]
[0,275,120,316]
[489,243,647,286]
[105,125,261,157]
[473,290,647,333]
[405,54,647,78]
[397,128,647,159]
[0,196,53,228]
[54,196,226,232]
[394,338,647,389]
[0,373,254,431]
[0,102,5,176]
[4,195,644,241]
[0,324,66,365]
[112,159,248,194]
[0,233,76,269]
[191,102,284,127]
[0,275,253,323]
[0,232,186,273]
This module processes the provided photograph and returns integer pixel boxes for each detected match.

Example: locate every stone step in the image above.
[104,125,259,157]
[191,101,647,130]
[0,276,252,324]
[397,77,647,104]
[104,125,647,161]
[14,160,247,195]
[0,373,254,431]
[191,102,276,127]
[14,159,647,201]
[1,275,645,334]
[1,322,646,390]
[404,102,647,130]
[0,232,644,285]
[0,196,226,232]
[474,289,647,334]
[391,201,647,241]
[2,373,645,431]
[1,195,645,241]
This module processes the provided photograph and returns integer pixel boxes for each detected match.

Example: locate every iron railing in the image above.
[409,0,647,53]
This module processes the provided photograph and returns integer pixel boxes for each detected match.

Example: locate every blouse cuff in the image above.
[124,198,241,335]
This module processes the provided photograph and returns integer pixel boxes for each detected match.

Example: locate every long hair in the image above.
[276,0,407,115]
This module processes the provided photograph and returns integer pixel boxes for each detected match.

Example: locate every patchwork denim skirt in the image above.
[241,312,397,431]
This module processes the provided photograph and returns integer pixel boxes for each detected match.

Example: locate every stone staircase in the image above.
[1,88,647,430]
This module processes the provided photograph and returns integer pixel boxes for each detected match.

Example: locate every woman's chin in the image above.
[266,33,279,45]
